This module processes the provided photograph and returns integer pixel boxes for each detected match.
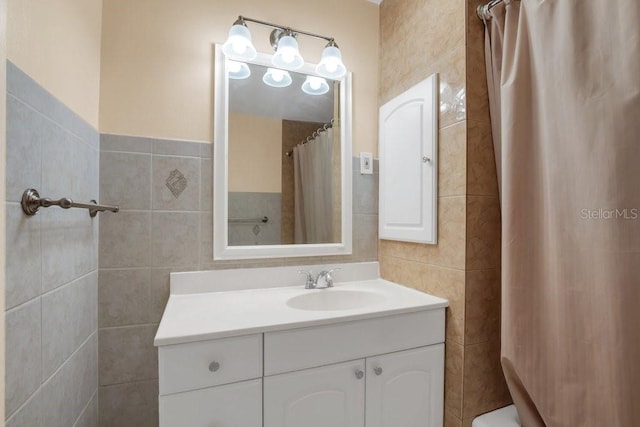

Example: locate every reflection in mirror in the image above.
[227,62,341,246]
[213,45,352,260]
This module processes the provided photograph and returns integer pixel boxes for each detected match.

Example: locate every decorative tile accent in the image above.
[228,192,282,246]
[165,168,187,198]
[152,156,199,210]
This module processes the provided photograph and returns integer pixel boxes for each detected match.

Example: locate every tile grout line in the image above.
[71,388,98,427]
[5,268,98,315]
[6,331,98,423]
[377,254,467,273]
[7,92,98,152]
[40,331,98,393]
[98,323,160,331]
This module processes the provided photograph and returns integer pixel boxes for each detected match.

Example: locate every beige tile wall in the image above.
[379,1,510,425]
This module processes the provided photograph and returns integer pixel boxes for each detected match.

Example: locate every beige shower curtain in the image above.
[293,128,334,244]
[484,1,640,426]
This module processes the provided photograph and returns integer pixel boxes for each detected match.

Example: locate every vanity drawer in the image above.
[159,334,262,395]
[264,309,444,376]
[159,379,262,427]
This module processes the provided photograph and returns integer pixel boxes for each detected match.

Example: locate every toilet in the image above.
[472,405,521,427]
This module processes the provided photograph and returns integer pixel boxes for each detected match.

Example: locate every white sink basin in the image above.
[155,262,449,345]
[286,289,385,311]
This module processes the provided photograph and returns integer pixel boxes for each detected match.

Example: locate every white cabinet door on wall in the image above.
[379,74,438,244]
[366,345,445,427]
[264,360,366,427]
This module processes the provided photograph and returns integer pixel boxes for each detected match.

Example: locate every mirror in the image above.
[213,45,353,260]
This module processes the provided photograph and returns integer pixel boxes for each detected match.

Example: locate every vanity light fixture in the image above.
[271,29,304,70]
[223,15,346,79]
[316,41,346,79]
[227,60,251,79]
[263,68,293,88]
[301,76,330,95]
[222,17,257,61]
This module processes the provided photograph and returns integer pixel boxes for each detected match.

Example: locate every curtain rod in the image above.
[476,0,505,20]
[285,119,335,158]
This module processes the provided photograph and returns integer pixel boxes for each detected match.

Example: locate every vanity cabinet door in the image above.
[159,379,262,427]
[264,360,365,427]
[366,345,444,427]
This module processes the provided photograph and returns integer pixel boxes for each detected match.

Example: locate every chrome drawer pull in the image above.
[355,369,364,379]
[373,366,383,376]
[208,361,220,372]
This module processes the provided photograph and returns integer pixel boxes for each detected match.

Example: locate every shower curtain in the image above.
[293,128,334,244]
[484,1,640,426]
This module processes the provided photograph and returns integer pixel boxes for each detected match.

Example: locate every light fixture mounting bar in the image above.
[238,15,334,43]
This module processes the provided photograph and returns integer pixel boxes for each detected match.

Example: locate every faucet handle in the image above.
[318,267,341,288]
[297,270,316,289]
[326,267,341,282]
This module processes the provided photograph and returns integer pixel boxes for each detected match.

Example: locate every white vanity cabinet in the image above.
[264,345,444,427]
[158,334,263,426]
[264,360,366,427]
[158,310,445,427]
[155,267,449,427]
[366,345,445,427]
[159,379,262,426]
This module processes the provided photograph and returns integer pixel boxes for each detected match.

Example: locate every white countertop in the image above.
[154,262,448,346]
[155,280,448,347]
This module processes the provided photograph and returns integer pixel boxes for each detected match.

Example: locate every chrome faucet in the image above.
[298,268,341,289]
[298,270,316,289]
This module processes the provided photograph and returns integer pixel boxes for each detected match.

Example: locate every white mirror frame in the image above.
[213,44,353,260]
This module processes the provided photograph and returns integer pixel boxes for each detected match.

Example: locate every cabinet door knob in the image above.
[373,366,383,376]
[208,361,220,372]
[355,369,364,379]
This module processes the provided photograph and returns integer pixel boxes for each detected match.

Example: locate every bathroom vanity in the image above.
[154,262,448,426]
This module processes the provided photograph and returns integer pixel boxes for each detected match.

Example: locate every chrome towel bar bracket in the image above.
[21,188,120,218]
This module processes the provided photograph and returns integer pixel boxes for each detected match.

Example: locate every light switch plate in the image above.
[360,152,373,175]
